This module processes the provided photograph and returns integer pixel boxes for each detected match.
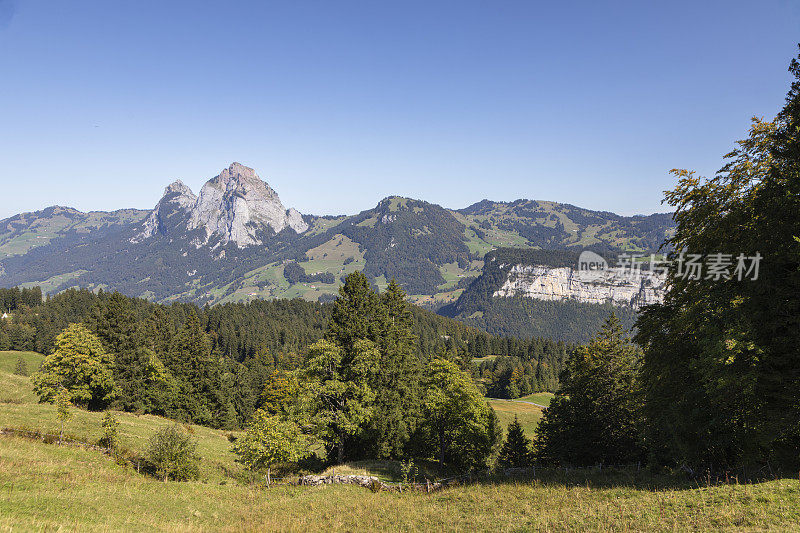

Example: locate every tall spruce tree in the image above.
[363,279,422,458]
[535,315,643,466]
[165,311,223,426]
[497,416,532,468]
[326,271,381,356]
[86,292,154,412]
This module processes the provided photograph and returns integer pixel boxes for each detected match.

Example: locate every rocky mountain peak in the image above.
[163,179,195,198]
[162,180,197,210]
[188,163,308,246]
[211,163,257,187]
[131,179,197,243]
[132,163,309,247]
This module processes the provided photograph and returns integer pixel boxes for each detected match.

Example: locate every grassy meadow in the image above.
[2,350,800,531]
[3,434,800,532]
[0,351,239,483]
[487,399,544,437]
[519,392,555,407]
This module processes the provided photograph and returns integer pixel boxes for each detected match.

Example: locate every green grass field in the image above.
[487,399,544,437]
[3,350,800,531]
[518,392,555,407]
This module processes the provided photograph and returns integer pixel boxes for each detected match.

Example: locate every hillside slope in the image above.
[2,357,798,531]
[2,427,797,531]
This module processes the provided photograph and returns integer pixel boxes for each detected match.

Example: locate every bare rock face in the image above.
[188,163,308,246]
[494,265,665,309]
[132,163,308,247]
[131,180,197,243]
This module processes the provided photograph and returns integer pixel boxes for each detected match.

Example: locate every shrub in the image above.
[146,424,200,482]
[400,458,417,484]
[55,388,72,444]
[13,356,28,376]
[233,409,311,484]
[99,411,119,450]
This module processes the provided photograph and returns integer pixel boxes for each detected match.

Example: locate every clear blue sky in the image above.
[1,1,798,219]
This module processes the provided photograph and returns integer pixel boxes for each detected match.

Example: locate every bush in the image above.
[99,411,119,450]
[146,424,200,481]
[13,356,28,376]
[233,409,311,481]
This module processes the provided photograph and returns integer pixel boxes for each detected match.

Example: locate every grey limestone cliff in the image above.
[493,264,665,309]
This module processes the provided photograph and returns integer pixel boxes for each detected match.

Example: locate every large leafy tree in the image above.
[636,48,800,471]
[31,323,116,410]
[535,315,643,466]
[421,358,500,468]
[233,409,312,483]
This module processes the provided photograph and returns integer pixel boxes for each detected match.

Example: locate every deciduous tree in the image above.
[421,358,499,467]
[31,323,116,410]
[636,48,800,470]
[301,339,378,463]
[55,387,72,443]
[233,409,312,485]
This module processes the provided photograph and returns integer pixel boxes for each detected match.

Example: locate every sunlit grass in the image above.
[2,435,800,532]
[0,351,239,483]
[487,399,543,437]
[518,392,555,407]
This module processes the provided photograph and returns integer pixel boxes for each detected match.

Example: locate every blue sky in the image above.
[1,1,798,219]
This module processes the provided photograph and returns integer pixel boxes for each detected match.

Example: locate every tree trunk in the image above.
[439,427,446,466]
[60,421,64,444]
[338,430,345,464]
[267,467,271,487]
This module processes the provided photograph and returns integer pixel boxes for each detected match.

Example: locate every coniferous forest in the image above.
[0,276,568,464]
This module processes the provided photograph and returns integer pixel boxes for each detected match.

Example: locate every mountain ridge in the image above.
[0,163,676,315]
